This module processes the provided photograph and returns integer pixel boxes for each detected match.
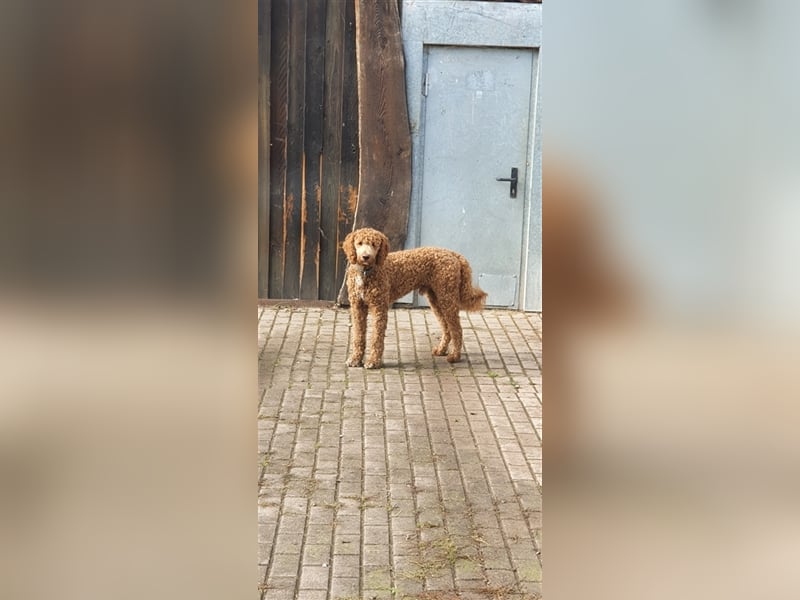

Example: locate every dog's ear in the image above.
[375,231,390,265]
[342,231,357,264]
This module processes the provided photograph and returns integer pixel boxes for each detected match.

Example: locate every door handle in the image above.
[495,167,518,198]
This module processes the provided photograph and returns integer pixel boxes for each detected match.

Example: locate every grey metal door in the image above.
[402,0,542,310]
[419,46,535,307]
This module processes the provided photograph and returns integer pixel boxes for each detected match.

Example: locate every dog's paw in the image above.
[432,346,448,356]
[364,359,382,369]
[445,353,461,363]
[346,357,363,367]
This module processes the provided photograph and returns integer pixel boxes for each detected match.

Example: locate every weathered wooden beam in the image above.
[300,0,326,299]
[268,0,290,298]
[258,0,270,299]
[283,0,308,299]
[353,0,411,245]
[336,0,361,304]
[338,0,412,304]
[319,0,346,301]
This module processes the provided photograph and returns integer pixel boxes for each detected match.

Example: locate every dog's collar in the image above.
[352,264,375,277]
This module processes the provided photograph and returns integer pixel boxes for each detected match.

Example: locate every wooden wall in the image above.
[261,0,359,300]
[259,0,538,301]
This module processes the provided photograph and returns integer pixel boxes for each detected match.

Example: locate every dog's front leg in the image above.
[364,305,387,369]
[346,302,368,367]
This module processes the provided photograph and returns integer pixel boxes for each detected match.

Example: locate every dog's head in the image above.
[342,228,389,267]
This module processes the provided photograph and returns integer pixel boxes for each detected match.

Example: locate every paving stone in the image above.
[262,576,295,600]
[298,565,329,590]
[331,553,361,579]
[362,544,391,567]
[363,507,389,526]
[277,515,306,534]
[333,533,361,555]
[454,555,484,582]
[301,543,329,566]
[392,579,424,598]
[271,531,301,555]
[258,306,542,599]
[329,576,359,598]
[334,514,361,535]
[262,588,291,600]
[486,568,518,588]
[426,571,456,590]
[480,536,510,559]
[515,556,543,582]
[295,591,327,600]
[304,524,333,545]
[363,524,390,547]
[519,580,543,598]
[362,590,394,600]
[308,506,335,525]
[268,552,300,579]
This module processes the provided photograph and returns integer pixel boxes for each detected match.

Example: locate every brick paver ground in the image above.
[258,305,542,600]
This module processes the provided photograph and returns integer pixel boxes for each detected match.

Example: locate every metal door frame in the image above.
[401,0,542,310]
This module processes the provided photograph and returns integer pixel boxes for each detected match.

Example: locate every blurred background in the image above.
[2,0,800,598]
[546,1,800,599]
[0,1,254,599]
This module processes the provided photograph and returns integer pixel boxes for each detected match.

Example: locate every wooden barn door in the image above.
[260,0,360,301]
[261,0,411,302]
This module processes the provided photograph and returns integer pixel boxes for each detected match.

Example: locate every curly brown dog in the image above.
[343,227,487,368]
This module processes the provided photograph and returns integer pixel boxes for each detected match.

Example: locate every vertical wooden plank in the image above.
[258,0,270,299]
[300,0,326,299]
[335,0,360,304]
[283,0,308,299]
[319,0,346,300]
[269,0,290,297]
[352,0,412,249]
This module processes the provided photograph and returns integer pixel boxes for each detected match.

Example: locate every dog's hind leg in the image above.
[440,299,463,363]
[423,289,451,357]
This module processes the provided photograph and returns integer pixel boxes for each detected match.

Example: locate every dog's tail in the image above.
[458,255,488,311]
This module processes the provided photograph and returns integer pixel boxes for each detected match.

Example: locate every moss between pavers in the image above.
[453,555,482,577]
[517,559,543,582]
[364,566,392,590]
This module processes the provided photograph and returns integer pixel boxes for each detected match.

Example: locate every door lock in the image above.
[495,167,518,198]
